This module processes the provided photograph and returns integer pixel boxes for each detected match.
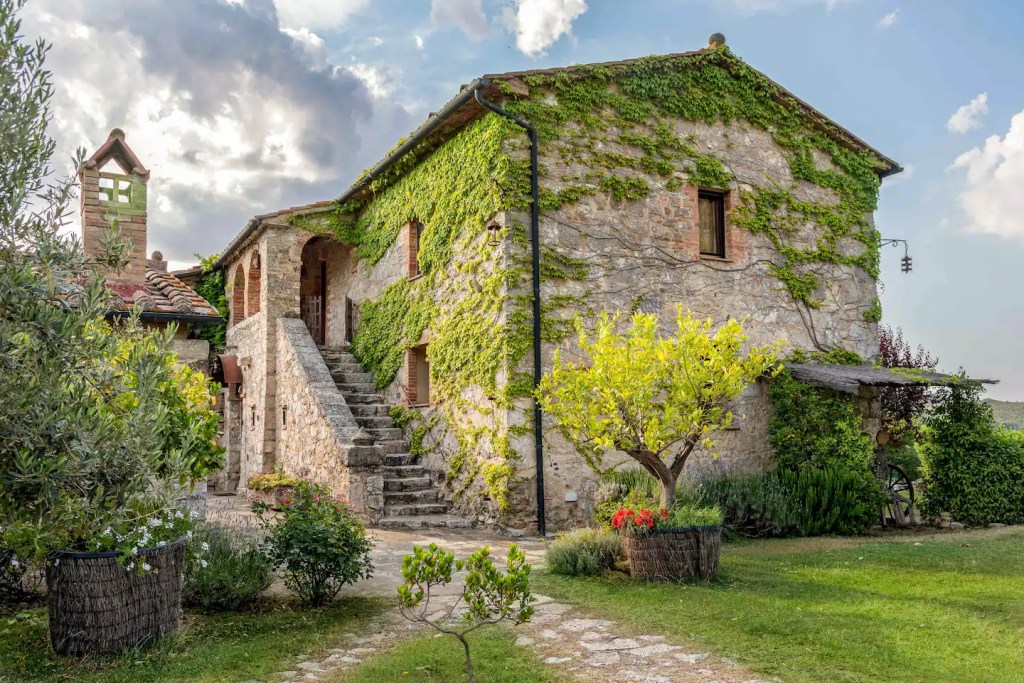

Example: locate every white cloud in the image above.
[952,111,1024,241]
[344,62,396,99]
[947,93,989,133]
[507,0,587,57]
[369,36,384,47]
[430,0,489,40]
[877,9,900,29]
[273,0,369,31]
[23,0,413,262]
[281,27,327,69]
[414,34,425,50]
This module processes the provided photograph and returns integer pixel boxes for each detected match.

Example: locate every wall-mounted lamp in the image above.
[486,222,503,247]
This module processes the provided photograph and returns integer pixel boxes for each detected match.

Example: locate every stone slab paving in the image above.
[210,495,773,683]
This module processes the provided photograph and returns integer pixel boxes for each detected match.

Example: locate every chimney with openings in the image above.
[78,128,151,286]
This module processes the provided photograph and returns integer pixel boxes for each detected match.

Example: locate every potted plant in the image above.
[612,504,723,581]
[538,310,779,578]
[246,470,303,509]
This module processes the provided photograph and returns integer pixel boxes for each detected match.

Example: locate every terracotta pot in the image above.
[46,537,186,656]
[621,526,721,582]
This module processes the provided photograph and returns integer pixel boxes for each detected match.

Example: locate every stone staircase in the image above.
[318,346,468,529]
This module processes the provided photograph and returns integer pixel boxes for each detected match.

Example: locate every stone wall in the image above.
[499,116,882,530]
[276,317,383,519]
[168,338,209,373]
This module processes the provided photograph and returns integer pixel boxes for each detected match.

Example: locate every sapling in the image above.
[397,543,536,683]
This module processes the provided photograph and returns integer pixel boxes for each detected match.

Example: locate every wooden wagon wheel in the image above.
[882,463,915,527]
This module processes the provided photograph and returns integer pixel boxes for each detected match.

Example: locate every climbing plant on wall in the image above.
[292,46,890,518]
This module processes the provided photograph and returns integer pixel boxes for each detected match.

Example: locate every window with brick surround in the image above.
[406,344,430,406]
[698,190,726,258]
[407,221,424,278]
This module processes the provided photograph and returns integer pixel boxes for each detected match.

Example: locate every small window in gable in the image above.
[698,190,726,258]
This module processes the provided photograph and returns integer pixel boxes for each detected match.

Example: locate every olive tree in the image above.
[539,309,781,508]
[0,0,222,565]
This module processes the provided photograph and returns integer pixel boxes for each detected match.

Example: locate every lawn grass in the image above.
[0,597,388,683]
[533,527,1024,683]
[329,626,567,683]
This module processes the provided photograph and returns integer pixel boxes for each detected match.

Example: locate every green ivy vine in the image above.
[286,46,890,520]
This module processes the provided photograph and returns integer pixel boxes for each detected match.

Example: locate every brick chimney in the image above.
[79,128,150,286]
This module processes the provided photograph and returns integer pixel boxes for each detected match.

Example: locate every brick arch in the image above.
[246,250,262,317]
[231,263,246,325]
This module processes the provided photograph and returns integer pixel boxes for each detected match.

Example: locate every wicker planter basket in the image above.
[46,537,186,656]
[622,526,722,582]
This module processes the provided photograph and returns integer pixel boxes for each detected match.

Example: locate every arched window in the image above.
[231,264,245,325]
[246,251,262,317]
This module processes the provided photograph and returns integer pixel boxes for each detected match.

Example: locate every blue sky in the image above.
[24,0,1024,398]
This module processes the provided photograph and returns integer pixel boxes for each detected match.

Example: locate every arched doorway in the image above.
[300,236,349,346]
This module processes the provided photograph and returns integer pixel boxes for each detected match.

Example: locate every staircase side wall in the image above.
[276,317,384,521]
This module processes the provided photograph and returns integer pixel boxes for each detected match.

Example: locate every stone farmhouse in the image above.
[212,45,903,532]
[79,129,222,370]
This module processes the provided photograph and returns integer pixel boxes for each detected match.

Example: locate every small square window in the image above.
[698,190,726,258]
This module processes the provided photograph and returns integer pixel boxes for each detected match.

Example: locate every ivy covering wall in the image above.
[293,47,890,519]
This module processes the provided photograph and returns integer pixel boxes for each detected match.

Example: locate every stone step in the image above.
[331,371,374,384]
[384,502,449,516]
[336,382,376,394]
[326,362,364,374]
[383,476,432,493]
[367,427,404,441]
[376,515,472,530]
[374,440,411,455]
[384,489,442,504]
[385,464,428,478]
[384,453,416,466]
[348,404,392,418]
[356,415,396,430]
[345,393,384,405]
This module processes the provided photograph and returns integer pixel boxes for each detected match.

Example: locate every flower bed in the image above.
[46,537,186,656]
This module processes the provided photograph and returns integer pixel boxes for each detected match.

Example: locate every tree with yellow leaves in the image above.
[539,309,782,508]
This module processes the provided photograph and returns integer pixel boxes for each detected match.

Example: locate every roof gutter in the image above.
[105,310,225,326]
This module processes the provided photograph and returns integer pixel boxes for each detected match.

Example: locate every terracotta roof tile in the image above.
[108,269,222,321]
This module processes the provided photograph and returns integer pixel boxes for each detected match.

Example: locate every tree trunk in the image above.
[458,634,475,683]
[659,472,677,509]
[628,449,677,509]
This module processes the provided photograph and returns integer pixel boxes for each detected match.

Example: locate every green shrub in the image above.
[183,524,274,611]
[247,471,302,491]
[767,370,874,473]
[666,504,723,528]
[692,466,882,537]
[918,382,1024,525]
[545,528,622,576]
[253,479,373,606]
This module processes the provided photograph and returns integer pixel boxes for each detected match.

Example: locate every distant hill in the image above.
[986,399,1024,430]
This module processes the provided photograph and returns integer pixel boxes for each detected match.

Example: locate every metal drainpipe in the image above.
[473,85,546,537]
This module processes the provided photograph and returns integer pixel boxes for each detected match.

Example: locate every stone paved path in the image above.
[210,495,774,683]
